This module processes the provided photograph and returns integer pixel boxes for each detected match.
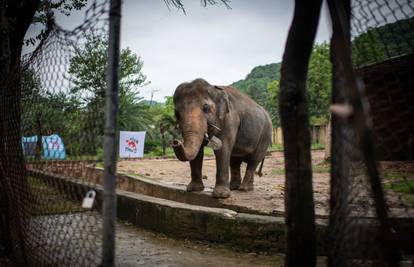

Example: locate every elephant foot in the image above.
[230,180,241,190]
[239,182,254,192]
[186,181,204,192]
[212,185,231,198]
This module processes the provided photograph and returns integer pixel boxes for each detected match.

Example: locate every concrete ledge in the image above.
[27,169,303,253]
[28,168,414,256]
[86,166,283,216]
[116,190,289,252]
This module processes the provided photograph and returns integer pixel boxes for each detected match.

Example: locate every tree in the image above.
[266,80,280,127]
[0,0,231,262]
[0,0,87,262]
[352,16,414,66]
[155,96,178,155]
[231,44,331,127]
[231,63,281,126]
[21,70,81,157]
[68,31,150,154]
[21,69,80,137]
[307,42,332,124]
[232,63,281,97]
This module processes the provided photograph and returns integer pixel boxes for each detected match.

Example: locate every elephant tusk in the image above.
[208,123,221,132]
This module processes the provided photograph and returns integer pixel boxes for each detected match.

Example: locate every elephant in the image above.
[172,78,272,198]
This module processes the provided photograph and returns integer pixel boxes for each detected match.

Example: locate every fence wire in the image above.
[1,0,111,266]
[328,0,414,265]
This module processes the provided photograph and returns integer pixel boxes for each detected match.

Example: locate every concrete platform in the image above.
[27,162,414,256]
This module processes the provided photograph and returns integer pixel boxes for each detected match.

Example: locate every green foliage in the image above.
[352,17,414,66]
[69,32,148,103]
[231,63,281,126]
[384,180,414,194]
[231,63,281,107]
[145,96,179,156]
[119,91,152,131]
[22,31,161,157]
[232,43,332,127]
[382,169,414,195]
[269,143,283,152]
[307,42,332,123]
[311,143,325,150]
[144,146,215,158]
[67,31,150,154]
[266,80,280,127]
[21,68,81,155]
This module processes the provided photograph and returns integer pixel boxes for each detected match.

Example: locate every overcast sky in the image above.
[30,0,332,102]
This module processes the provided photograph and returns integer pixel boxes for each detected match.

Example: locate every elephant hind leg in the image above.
[239,160,259,192]
[230,157,242,190]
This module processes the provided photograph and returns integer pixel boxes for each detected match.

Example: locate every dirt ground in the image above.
[117,150,414,218]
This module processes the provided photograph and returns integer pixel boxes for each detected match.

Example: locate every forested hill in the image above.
[230,62,281,95]
[353,16,414,66]
[229,42,331,127]
[229,62,282,126]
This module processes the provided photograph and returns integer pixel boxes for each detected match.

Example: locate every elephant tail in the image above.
[256,158,265,177]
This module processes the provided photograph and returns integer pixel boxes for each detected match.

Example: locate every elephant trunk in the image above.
[172,132,204,161]
[173,140,194,161]
[172,112,206,161]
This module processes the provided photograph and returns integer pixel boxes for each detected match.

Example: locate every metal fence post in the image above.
[102,0,122,266]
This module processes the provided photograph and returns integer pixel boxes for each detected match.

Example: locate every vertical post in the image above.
[278,0,322,266]
[102,0,121,266]
[327,0,400,265]
[328,2,353,264]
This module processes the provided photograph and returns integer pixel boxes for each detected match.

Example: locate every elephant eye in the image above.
[202,104,210,113]
[174,110,180,120]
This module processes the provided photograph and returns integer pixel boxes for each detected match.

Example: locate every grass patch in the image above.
[311,143,325,150]
[382,171,407,181]
[271,168,285,175]
[28,176,84,216]
[66,155,100,161]
[269,144,284,152]
[144,146,215,158]
[268,143,325,152]
[313,165,329,173]
[383,180,414,194]
[382,169,414,194]
[271,165,329,176]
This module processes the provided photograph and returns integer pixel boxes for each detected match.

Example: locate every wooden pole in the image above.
[278,0,322,266]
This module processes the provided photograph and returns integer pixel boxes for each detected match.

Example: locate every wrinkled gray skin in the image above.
[172,78,272,198]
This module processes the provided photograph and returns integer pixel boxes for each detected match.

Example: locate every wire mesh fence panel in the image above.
[328,0,414,265]
[1,0,112,266]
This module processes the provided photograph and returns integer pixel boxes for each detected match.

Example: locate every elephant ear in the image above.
[212,86,230,120]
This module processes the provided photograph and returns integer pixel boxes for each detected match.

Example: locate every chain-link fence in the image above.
[327,0,414,265]
[0,0,117,266]
[1,0,414,266]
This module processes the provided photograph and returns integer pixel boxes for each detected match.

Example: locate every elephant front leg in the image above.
[187,147,204,192]
[212,146,231,198]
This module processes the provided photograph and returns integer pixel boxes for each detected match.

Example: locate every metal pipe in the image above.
[102,0,122,265]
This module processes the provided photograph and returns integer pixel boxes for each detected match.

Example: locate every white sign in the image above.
[119,131,146,158]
